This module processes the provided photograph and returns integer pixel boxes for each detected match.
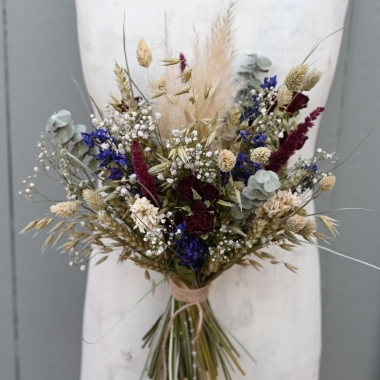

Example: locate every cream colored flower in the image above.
[301,219,317,236]
[130,197,161,233]
[50,201,78,218]
[250,147,271,164]
[218,149,236,172]
[287,215,307,233]
[284,63,308,91]
[256,190,302,218]
[319,175,336,191]
[136,38,152,68]
[82,189,105,211]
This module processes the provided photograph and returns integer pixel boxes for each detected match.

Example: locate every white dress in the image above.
[76,1,348,379]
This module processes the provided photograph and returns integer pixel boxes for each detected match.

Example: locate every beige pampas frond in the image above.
[151,1,238,139]
[284,63,309,92]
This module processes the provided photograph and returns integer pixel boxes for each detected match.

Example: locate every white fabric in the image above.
[75,1,348,379]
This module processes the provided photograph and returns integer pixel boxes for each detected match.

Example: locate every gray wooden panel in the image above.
[7,1,89,379]
[0,3,17,379]
[317,1,380,379]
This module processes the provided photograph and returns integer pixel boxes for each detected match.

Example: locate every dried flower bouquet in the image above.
[20,2,344,379]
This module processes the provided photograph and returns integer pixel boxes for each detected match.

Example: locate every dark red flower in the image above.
[132,140,160,205]
[177,174,203,201]
[286,92,309,113]
[185,210,215,235]
[202,183,220,202]
[189,200,208,213]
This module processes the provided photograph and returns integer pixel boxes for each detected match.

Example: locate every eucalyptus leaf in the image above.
[240,65,258,73]
[87,157,100,173]
[231,205,246,220]
[71,124,87,143]
[54,122,76,144]
[247,54,272,67]
[53,110,72,128]
[71,140,90,158]
[254,170,272,184]
[263,177,281,192]
[248,78,262,88]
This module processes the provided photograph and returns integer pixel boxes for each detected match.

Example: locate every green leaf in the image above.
[192,189,202,200]
[174,258,195,282]
[71,140,89,157]
[217,200,233,207]
[54,122,76,144]
[71,124,87,143]
[229,226,248,237]
[247,54,272,67]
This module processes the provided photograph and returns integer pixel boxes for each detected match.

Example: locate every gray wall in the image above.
[317,1,380,379]
[1,1,380,380]
[1,1,88,379]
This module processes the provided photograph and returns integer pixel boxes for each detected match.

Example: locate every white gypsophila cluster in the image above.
[19,132,95,202]
[144,228,166,256]
[207,224,244,263]
[130,196,162,233]
[97,102,160,153]
[143,211,179,256]
[115,174,138,199]
[162,129,219,183]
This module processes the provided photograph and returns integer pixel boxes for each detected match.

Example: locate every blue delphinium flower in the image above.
[81,132,94,148]
[251,132,266,148]
[108,168,124,180]
[174,223,208,272]
[261,75,277,89]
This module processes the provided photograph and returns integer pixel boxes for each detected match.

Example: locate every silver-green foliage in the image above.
[231,170,281,223]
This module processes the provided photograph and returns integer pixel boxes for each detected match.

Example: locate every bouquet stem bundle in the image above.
[142,281,244,380]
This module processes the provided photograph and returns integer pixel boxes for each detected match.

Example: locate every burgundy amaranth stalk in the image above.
[132,140,160,206]
[266,107,325,173]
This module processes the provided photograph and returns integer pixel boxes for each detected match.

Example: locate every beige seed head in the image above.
[250,147,271,164]
[287,215,307,233]
[319,175,336,191]
[82,189,105,211]
[276,85,293,107]
[136,38,153,68]
[233,181,245,191]
[50,201,78,218]
[301,219,317,236]
[302,69,322,91]
[218,149,236,172]
[284,63,309,91]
